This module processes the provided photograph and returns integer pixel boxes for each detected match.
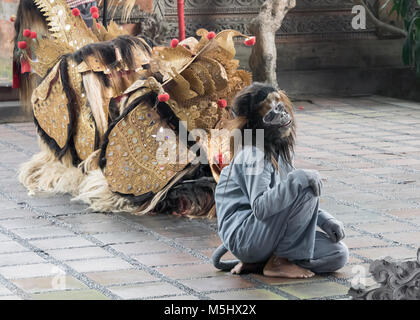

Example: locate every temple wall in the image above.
[160,0,416,98]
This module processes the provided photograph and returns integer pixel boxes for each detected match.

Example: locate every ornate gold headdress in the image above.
[100,29,253,197]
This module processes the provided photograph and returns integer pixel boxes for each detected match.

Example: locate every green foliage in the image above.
[385,0,420,75]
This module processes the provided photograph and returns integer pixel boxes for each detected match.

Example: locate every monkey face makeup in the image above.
[231,82,296,166]
[259,91,293,129]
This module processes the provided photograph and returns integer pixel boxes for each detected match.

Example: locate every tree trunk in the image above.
[248,0,296,87]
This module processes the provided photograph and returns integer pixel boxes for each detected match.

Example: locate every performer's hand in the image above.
[303,169,323,196]
[321,219,345,243]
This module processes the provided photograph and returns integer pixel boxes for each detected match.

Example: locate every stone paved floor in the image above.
[0,95,419,300]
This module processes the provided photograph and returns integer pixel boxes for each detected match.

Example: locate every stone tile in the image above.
[132,252,201,267]
[0,263,62,279]
[46,246,114,261]
[0,295,23,300]
[0,284,12,296]
[86,269,157,286]
[337,211,386,224]
[278,281,349,299]
[0,234,11,242]
[12,225,74,240]
[353,246,417,261]
[108,282,184,299]
[124,214,191,229]
[176,235,222,249]
[157,263,224,280]
[154,295,199,300]
[180,275,255,292]
[0,251,46,266]
[91,231,154,245]
[58,213,114,225]
[331,263,371,280]
[29,236,94,250]
[110,240,173,255]
[66,257,133,273]
[41,204,90,215]
[0,241,27,254]
[0,208,37,220]
[358,221,418,234]
[0,201,22,211]
[385,208,420,219]
[332,192,386,204]
[156,226,215,239]
[344,236,390,249]
[31,289,109,300]
[348,256,365,264]
[200,249,237,260]
[0,218,51,230]
[382,232,420,246]
[12,276,88,293]
[208,289,287,300]
[251,274,324,286]
[73,221,134,234]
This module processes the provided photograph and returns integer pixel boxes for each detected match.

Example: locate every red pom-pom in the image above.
[96,23,101,29]
[72,8,80,16]
[207,31,216,40]
[23,29,31,37]
[170,38,179,48]
[217,99,227,109]
[30,31,37,39]
[18,41,27,49]
[10,15,16,22]
[244,37,256,46]
[158,93,170,102]
[90,6,99,14]
[92,12,99,19]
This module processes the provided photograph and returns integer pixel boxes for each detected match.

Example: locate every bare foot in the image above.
[231,261,265,275]
[263,255,315,278]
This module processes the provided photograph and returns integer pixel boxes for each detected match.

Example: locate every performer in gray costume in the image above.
[212,83,348,278]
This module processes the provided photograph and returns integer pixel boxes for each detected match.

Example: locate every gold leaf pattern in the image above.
[67,58,97,161]
[32,61,70,149]
[104,100,192,196]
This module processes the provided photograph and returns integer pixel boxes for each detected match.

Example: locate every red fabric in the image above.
[20,58,31,74]
[177,0,185,41]
[12,61,20,89]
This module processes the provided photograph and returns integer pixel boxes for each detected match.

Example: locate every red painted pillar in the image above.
[177,0,185,41]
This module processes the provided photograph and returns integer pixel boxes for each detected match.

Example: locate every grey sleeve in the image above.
[317,209,335,227]
[239,149,310,221]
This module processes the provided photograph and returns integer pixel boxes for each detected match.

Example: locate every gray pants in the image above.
[293,231,349,273]
[230,188,348,273]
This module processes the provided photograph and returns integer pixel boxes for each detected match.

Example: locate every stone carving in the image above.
[349,248,420,300]
[162,0,353,13]
[163,13,374,39]
[158,0,375,41]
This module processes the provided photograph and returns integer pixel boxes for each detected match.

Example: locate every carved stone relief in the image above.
[349,248,420,300]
